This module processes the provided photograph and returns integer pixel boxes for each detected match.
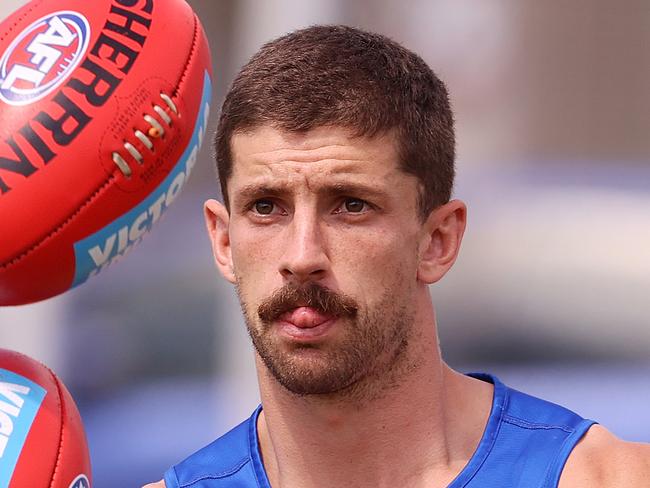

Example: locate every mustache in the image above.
[258,282,358,323]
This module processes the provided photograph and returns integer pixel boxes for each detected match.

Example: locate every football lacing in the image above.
[112,92,180,177]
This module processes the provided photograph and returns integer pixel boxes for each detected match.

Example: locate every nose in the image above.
[278,210,329,283]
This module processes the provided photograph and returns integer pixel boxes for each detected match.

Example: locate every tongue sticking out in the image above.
[279,307,333,328]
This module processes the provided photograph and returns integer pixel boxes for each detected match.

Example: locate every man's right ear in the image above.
[204,199,236,283]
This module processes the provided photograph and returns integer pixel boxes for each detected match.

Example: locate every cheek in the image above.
[329,227,419,287]
[229,224,288,299]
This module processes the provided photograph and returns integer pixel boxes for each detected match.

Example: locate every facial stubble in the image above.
[237,280,417,403]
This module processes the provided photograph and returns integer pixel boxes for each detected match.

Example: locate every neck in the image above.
[255,297,494,488]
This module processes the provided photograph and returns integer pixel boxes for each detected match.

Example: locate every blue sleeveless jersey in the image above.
[164,374,596,487]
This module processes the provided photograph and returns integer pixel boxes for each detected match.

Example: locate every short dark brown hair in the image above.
[215,25,455,220]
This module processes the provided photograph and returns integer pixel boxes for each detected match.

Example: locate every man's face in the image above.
[220,125,428,399]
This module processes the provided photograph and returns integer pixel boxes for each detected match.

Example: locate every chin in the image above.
[260,347,357,396]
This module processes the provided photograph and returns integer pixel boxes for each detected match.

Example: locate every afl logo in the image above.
[68,473,90,488]
[0,11,90,106]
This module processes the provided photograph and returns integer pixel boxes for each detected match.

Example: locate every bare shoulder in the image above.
[141,481,166,488]
[559,424,650,487]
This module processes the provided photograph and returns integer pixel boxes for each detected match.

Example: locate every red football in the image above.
[0,348,91,487]
[0,0,213,305]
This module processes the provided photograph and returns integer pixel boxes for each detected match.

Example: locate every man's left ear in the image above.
[417,199,467,284]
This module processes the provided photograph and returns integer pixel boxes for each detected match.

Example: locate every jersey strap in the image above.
[449,373,596,488]
[164,405,271,487]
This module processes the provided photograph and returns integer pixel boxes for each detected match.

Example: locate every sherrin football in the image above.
[0,0,213,305]
[0,348,91,487]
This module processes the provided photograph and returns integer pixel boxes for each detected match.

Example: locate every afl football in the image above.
[0,348,91,487]
[0,0,213,305]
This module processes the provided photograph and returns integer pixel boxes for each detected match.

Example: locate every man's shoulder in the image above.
[142,482,166,488]
[560,424,650,487]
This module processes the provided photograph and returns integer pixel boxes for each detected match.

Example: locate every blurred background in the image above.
[1,0,649,486]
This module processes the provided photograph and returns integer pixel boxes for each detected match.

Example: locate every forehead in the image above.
[229,125,402,185]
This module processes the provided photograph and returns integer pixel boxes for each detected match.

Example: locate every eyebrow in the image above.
[323,182,386,199]
[234,184,287,202]
[233,181,387,203]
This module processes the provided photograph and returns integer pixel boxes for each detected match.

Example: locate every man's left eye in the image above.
[340,198,368,213]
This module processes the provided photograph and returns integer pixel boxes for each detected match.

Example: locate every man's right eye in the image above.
[253,200,275,215]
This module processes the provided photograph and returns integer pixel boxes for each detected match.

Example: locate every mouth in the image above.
[257,282,358,342]
[279,306,333,328]
[275,306,338,341]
